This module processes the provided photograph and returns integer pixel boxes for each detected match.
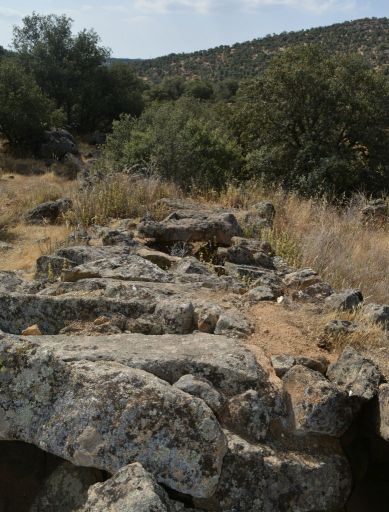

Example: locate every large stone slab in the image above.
[0,335,226,498]
[17,332,269,397]
[138,211,242,246]
[0,294,153,334]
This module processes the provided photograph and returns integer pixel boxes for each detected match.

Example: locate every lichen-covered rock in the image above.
[282,365,353,437]
[0,336,227,498]
[325,289,363,311]
[0,293,153,334]
[14,332,269,397]
[154,300,195,334]
[173,257,213,275]
[222,390,272,442]
[79,463,171,512]
[0,271,42,294]
[101,229,135,246]
[174,374,225,415]
[327,346,381,404]
[195,432,352,512]
[138,211,242,246]
[271,354,296,378]
[61,255,170,283]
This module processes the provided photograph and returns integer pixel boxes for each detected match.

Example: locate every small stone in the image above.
[271,354,295,378]
[174,374,225,414]
[21,324,42,336]
[325,289,363,311]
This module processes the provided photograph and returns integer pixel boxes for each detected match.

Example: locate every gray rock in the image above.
[172,256,213,275]
[0,335,226,498]
[136,247,180,269]
[194,302,223,333]
[272,354,328,378]
[0,293,153,334]
[283,269,321,290]
[101,229,135,246]
[25,198,72,224]
[61,255,170,283]
[174,374,225,414]
[214,312,253,338]
[40,129,78,159]
[10,332,270,397]
[245,285,276,302]
[325,319,359,334]
[195,432,351,512]
[251,272,284,294]
[224,262,272,282]
[271,354,296,378]
[138,211,242,246]
[231,236,274,255]
[36,255,75,279]
[325,289,363,311]
[217,245,255,266]
[56,245,127,266]
[327,346,381,403]
[0,271,42,295]
[282,365,353,437]
[252,201,276,223]
[154,300,195,334]
[223,390,272,442]
[79,463,170,512]
[363,303,389,328]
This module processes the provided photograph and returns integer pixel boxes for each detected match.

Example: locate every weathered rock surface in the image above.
[327,346,381,404]
[194,431,352,512]
[283,365,353,436]
[61,255,170,283]
[138,210,242,246]
[40,129,78,159]
[377,384,389,442]
[0,335,226,498]
[79,463,171,512]
[174,374,225,415]
[283,268,321,290]
[12,332,268,397]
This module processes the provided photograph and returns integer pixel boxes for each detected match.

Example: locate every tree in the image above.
[0,59,55,149]
[236,45,389,195]
[74,62,145,132]
[185,80,214,100]
[13,12,110,129]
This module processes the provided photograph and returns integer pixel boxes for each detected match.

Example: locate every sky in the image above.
[0,1,388,58]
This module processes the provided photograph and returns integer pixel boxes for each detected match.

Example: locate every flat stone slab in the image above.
[17,332,268,397]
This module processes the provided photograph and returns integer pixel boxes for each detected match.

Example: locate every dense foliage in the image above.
[0,59,57,149]
[124,18,389,83]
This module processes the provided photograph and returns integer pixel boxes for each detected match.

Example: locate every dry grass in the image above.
[214,183,389,304]
[68,174,181,227]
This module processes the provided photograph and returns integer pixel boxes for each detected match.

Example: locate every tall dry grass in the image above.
[216,183,389,304]
[68,174,180,227]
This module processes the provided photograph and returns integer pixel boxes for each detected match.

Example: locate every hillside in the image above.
[124,17,389,82]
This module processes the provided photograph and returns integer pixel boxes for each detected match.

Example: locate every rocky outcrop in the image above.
[25,198,72,224]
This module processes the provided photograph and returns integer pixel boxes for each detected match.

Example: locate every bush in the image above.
[103,97,243,191]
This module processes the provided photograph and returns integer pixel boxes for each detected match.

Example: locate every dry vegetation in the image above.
[2,167,389,310]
